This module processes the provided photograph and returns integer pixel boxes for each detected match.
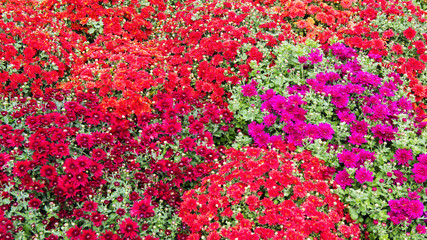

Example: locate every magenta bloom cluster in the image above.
[246,89,335,147]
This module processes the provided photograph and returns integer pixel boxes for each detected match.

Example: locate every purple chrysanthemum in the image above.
[371,124,398,142]
[417,154,427,165]
[394,149,413,165]
[263,114,277,127]
[248,121,264,138]
[308,48,323,64]
[355,167,374,184]
[317,123,334,140]
[412,163,427,183]
[405,200,424,219]
[254,132,270,147]
[305,124,319,140]
[330,43,357,60]
[392,170,407,186]
[337,110,356,124]
[350,120,369,135]
[388,198,424,225]
[241,84,258,97]
[338,149,360,168]
[348,133,367,146]
[259,89,276,101]
[335,170,354,190]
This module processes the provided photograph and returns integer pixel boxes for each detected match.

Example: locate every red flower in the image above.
[40,165,57,180]
[46,234,59,240]
[66,226,82,240]
[91,212,106,227]
[80,229,97,240]
[28,198,42,209]
[403,27,417,40]
[83,201,98,212]
[13,160,30,177]
[63,158,81,174]
[189,121,205,135]
[130,197,155,219]
[76,133,94,149]
[100,230,120,240]
[119,218,140,239]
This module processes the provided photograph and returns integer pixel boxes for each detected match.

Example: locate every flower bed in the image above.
[1,0,427,239]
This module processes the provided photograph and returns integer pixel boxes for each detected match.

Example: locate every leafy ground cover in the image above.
[0,0,427,239]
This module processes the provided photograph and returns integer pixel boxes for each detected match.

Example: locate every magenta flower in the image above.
[335,170,354,189]
[355,168,374,184]
[405,200,424,219]
[412,163,427,183]
[308,48,323,64]
[371,124,397,142]
[417,225,427,234]
[241,84,258,97]
[394,149,413,165]
[338,149,360,168]
[348,133,367,146]
[298,56,308,64]
[263,114,277,127]
[317,123,334,140]
[417,154,427,165]
[248,121,265,138]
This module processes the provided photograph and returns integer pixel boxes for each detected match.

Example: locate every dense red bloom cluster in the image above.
[180,146,360,239]
[41,0,164,42]
[60,35,160,116]
[0,84,233,237]
[0,0,85,97]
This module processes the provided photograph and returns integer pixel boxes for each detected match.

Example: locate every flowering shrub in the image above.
[0,88,232,239]
[230,42,427,239]
[336,0,427,109]
[41,0,165,42]
[0,0,85,97]
[180,147,361,240]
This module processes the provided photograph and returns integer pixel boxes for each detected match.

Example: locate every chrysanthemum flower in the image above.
[355,168,374,184]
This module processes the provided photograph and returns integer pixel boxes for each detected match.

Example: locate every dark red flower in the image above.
[130,197,155,219]
[80,229,97,240]
[119,218,140,239]
[66,226,82,240]
[83,201,98,212]
[91,211,106,227]
[28,198,42,209]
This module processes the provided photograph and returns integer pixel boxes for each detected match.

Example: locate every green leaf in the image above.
[349,208,358,220]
